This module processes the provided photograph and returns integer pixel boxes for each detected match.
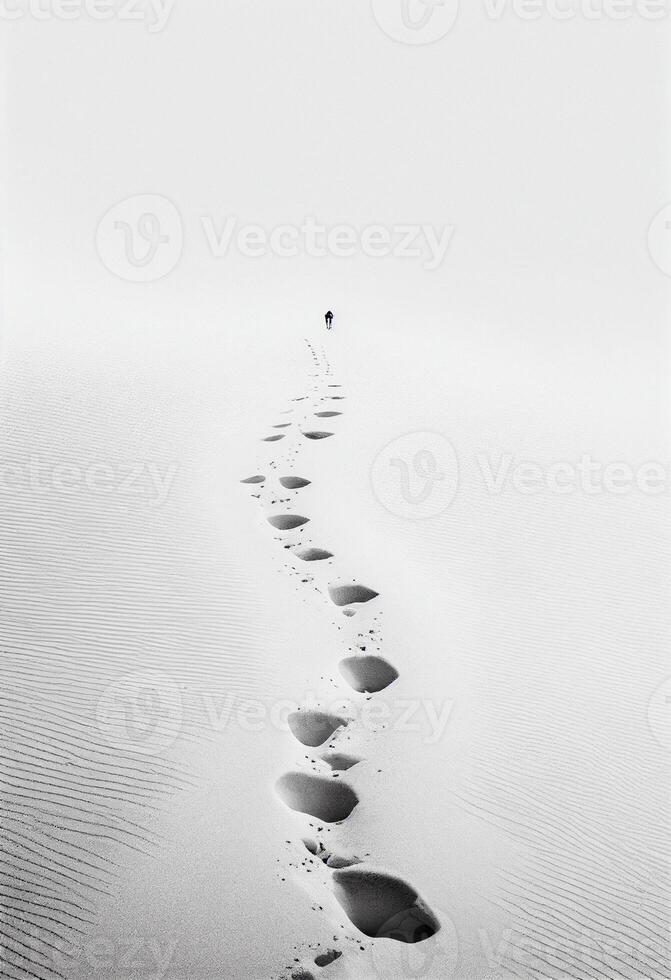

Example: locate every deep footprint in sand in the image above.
[321,752,361,772]
[240,475,265,484]
[267,515,310,531]
[314,949,343,968]
[328,584,379,608]
[293,547,333,562]
[280,477,312,490]
[303,839,361,870]
[288,710,347,747]
[314,411,342,419]
[263,435,286,442]
[331,867,440,943]
[275,772,358,823]
[303,431,334,441]
[339,656,399,693]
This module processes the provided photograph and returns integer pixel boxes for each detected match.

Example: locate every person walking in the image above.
[325,310,334,330]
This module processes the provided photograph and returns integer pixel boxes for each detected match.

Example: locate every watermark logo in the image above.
[482,0,671,20]
[371,0,460,44]
[0,0,176,32]
[369,904,459,977]
[648,203,671,278]
[648,677,671,750]
[477,454,668,496]
[96,670,183,755]
[202,691,456,745]
[201,216,455,270]
[0,455,177,507]
[371,432,459,520]
[96,194,183,282]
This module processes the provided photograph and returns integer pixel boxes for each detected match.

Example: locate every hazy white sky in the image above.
[3,0,670,358]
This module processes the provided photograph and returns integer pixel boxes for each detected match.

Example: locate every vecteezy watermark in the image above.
[0,456,177,506]
[478,924,669,976]
[97,194,183,282]
[476,454,669,496]
[0,0,176,31]
[371,0,460,44]
[648,203,671,278]
[96,202,455,278]
[481,0,671,20]
[370,432,460,520]
[372,439,671,519]
[38,938,178,980]
[96,670,183,755]
[201,216,455,270]
[369,903,459,978]
[202,691,456,745]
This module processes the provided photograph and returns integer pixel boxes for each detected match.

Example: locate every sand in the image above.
[3,7,669,975]
[1,320,668,980]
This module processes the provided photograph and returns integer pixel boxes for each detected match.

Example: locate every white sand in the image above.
[1,319,668,979]
[3,5,669,978]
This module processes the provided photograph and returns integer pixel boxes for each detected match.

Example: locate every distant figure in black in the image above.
[325,310,334,330]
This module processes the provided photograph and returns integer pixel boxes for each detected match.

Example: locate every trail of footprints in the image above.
[241,341,439,979]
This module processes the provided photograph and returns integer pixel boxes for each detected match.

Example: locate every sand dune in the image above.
[1,326,668,980]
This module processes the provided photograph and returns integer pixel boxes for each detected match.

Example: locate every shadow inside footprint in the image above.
[288,710,347,747]
[339,656,399,693]
[314,949,342,968]
[293,547,333,562]
[328,584,379,607]
[303,431,334,440]
[332,867,440,943]
[321,752,361,771]
[267,515,309,531]
[240,475,265,484]
[315,411,342,418]
[280,477,312,490]
[326,853,362,869]
[263,435,285,442]
[275,772,358,822]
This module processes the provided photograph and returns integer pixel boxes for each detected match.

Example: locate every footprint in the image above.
[267,515,310,531]
[273,424,292,429]
[339,656,399,694]
[314,949,342,967]
[328,584,379,608]
[321,752,361,772]
[291,971,315,980]
[302,839,361,870]
[263,435,286,442]
[288,710,348,747]
[280,477,312,490]
[326,854,362,869]
[275,773,358,823]
[293,548,333,562]
[331,867,440,943]
[314,412,342,419]
[303,432,334,441]
[240,475,265,484]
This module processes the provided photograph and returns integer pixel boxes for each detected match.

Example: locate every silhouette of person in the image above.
[325,310,334,330]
